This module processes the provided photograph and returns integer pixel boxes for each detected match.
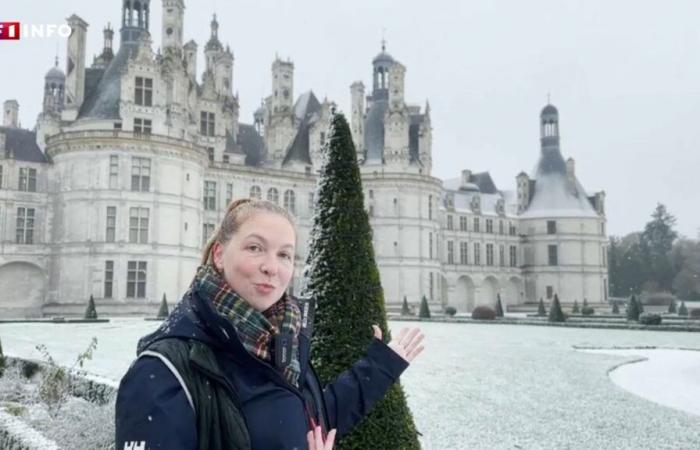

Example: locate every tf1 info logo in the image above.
[0,22,72,40]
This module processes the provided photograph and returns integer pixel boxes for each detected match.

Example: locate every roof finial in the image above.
[55,41,59,67]
[381,28,387,52]
[547,92,551,104]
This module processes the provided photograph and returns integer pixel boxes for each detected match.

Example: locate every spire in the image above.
[205,12,223,52]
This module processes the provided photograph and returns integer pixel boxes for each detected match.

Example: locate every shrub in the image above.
[537,298,547,317]
[678,301,688,317]
[444,306,457,317]
[571,300,580,314]
[583,298,589,308]
[690,309,700,319]
[472,306,496,320]
[548,294,566,322]
[0,336,5,378]
[401,296,411,316]
[581,306,595,316]
[419,296,431,319]
[638,313,662,326]
[84,295,97,320]
[36,337,98,418]
[495,294,504,317]
[626,295,641,321]
[612,302,620,314]
[22,361,41,379]
[667,299,677,314]
[157,293,170,319]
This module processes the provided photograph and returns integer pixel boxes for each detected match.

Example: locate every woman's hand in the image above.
[307,426,336,450]
[372,325,425,363]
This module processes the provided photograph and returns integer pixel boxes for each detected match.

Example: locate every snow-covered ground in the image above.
[2,319,700,449]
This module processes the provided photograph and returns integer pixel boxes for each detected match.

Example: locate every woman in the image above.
[115,199,425,450]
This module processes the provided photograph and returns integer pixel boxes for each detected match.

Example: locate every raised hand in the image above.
[372,325,425,363]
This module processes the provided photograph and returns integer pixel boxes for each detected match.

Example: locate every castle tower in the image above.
[371,39,393,101]
[388,61,406,110]
[214,45,234,97]
[3,100,19,127]
[184,40,197,80]
[43,57,66,115]
[204,14,223,72]
[63,14,88,121]
[540,103,560,154]
[162,0,185,54]
[350,81,365,159]
[271,58,294,113]
[120,0,150,42]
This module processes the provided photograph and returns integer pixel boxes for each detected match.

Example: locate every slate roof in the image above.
[0,127,48,163]
[282,91,322,166]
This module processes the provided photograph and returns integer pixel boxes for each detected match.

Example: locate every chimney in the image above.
[460,169,472,189]
[3,100,19,128]
[63,14,89,121]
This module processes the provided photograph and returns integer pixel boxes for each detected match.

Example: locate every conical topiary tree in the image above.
[572,300,580,314]
[495,294,504,317]
[678,301,688,317]
[626,295,641,321]
[419,295,431,319]
[302,112,420,449]
[537,298,547,317]
[0,336,6,378]
[612,302,620,314]
[157,293,169,319]
[548,294,566,322]
[401,295,411,316]
[84,295,97,320]
[668,299,677,314]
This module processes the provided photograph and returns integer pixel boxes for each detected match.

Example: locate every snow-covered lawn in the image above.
[2,319,700,449]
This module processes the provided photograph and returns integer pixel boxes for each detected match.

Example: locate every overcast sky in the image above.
[1,0,699,238]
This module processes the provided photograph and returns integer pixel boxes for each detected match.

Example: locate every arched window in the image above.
[249,185,261,199]
[283,190,296,214]
[267,187,279,204]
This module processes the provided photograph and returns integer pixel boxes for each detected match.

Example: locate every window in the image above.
[546,286,553,300]
[308,192,315,214]
[601,222,606,236]
[602,246,607,267]
[126,261,147,298]
[223,154,230,164]
[131,157,151,191]
[474,243,481,265]
[250,185,261,199]
[135,77,153,106]
[267,188,279,204]
[225,183,233,206]
[0,165,4,188]
[499,245,505,267]
[473,218,480,233]
[104,261,114,298]
[429,272,434,300]
[486,243,494,266]
[460,242,468,265]
[18,168,37,192]
[369,189,374,199]
[283,190,296,214]
[499,220,504,235]
[109,155,119,188]
[447,241,454,264]
[203,223,215,246]
[509,222,517,236]
[447,215,453,231]
[369,205,374,217]
[429,232,433,259]
[548,245,558,266]
[129,207,149,244]
[547,220,557,235]
[203,181,217,210]
[201,111,216,136]
[133,118,152,135]
[509,245,517,267]
[486,219,494,234]
[459,216,467,232]
[207,147,214,163]
[15,207,35,244]
[106,206,117,242]
[428,195,433,220]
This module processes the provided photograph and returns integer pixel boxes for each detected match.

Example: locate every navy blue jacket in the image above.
[115,290,408,450]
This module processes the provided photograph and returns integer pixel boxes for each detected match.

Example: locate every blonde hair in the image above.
[201,198,297,266]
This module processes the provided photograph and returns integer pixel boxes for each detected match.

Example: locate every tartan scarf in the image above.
[191,264,301,387]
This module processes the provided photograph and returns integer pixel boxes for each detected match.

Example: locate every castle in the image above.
[0,0,608,317]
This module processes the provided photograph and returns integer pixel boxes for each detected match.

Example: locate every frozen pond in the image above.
[2,319,700,449]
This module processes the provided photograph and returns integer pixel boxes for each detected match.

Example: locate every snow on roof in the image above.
[519,173,598,218]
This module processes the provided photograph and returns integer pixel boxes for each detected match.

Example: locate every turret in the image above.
[3,100,19,127]
[162,0,185,54]
[350,81,365,158]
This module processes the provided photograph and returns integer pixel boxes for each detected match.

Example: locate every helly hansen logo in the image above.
[123,442,146,450]
[0,22,20,40]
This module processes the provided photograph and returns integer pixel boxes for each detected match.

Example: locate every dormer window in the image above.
[135,77,153,106]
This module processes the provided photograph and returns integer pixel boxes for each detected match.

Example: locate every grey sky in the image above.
[2,0,698,238]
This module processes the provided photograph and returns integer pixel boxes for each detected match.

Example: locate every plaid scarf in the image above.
[191,264,301,387]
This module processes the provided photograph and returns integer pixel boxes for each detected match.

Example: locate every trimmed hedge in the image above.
[472,306,496,320]
[690,308,700,319]
[639,313,662,326]
[444,306,457,317]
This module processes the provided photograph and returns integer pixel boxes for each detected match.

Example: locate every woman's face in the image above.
[213,211,296,312]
